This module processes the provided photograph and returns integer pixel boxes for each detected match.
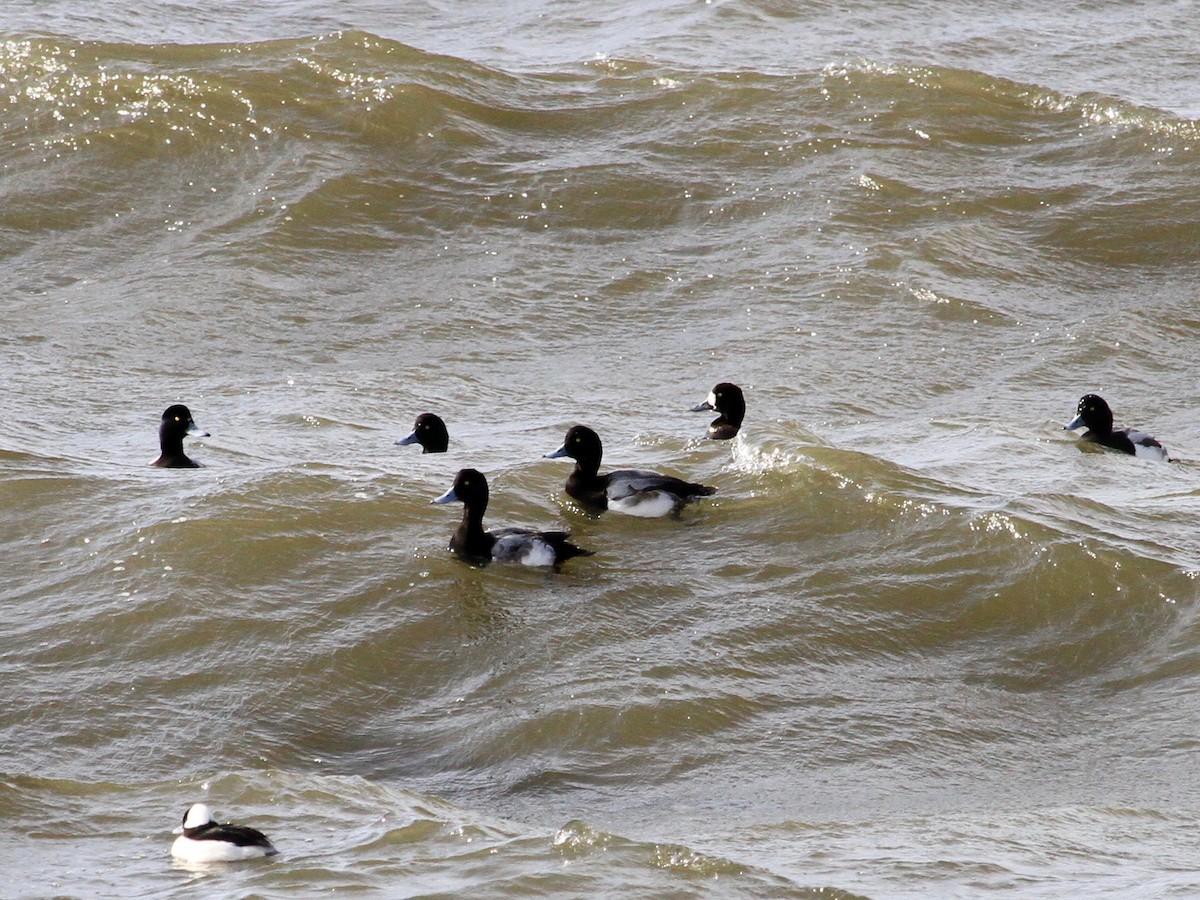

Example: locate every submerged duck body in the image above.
[434,468,592,566]
[171,803,277,863]
[153,404,208,468]
[396,412,449,454]
[1064,394,1170,461]
[546,425,717,517]
[691,382,745,440]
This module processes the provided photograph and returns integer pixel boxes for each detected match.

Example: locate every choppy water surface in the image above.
[3,2,1200,896]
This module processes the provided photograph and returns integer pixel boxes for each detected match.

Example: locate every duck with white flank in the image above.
[434,468,592,566]
[546,425,717,517]
[1064,394,1171,461]
[171,803,277,863]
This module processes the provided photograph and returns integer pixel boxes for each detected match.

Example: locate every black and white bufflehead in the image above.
[171,803,278,863]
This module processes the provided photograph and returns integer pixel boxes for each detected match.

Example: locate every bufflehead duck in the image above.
[171,803,277,863]
[691,382,745,440]
[433,468,592,566]
[153,404,208,468]
[545,425,717,517]
[1064,394,1170,461]
[396,412,449,454]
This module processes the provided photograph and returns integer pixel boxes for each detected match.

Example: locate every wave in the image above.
[0,768,863,897]
[822,60,1200,145]
[6,33,1196,166]
[4,32,1198,279]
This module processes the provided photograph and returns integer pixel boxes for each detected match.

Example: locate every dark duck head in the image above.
[153,404,208,468]
[396,412,448,453]
[691,382,745,440]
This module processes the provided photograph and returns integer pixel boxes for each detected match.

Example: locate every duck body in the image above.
[396,412,449,454]
[434,468,591,566]
[171,803,277,863]
[691,382,745,440]
[1064,394,1170,461]
[546,425,716,517]
[153,404,208,468]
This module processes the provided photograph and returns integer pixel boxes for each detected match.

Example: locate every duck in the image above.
[396,412,449,454]
[545,425,717,517]
[153,404,208,468]
[433,468,592,566]
[170,803,277,863]
[1064,394,1170,461]
[691,382,745,440]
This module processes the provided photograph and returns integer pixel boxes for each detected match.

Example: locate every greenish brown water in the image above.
[4,4,1200,896]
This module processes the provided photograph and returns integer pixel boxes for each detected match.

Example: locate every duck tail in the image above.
[546,532,594,560]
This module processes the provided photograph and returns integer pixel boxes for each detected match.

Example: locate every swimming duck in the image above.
[171,803,277,863]
[396,412,449,454]
[433,468,592,566]
[1064,394,1170,461]
[153,404,208,468]
[691,382,745,440]
[545,425,717,517]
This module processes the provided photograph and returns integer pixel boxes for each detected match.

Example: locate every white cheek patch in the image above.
[183,804,213,829]
[707,390,718,408]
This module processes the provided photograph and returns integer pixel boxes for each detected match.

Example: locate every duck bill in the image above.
[432,486,459,504]
[1063,414,1085,431]
[691,389,717,412]
[544,445,569,459]
[186,421,210,438]
[395,431,419,446]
